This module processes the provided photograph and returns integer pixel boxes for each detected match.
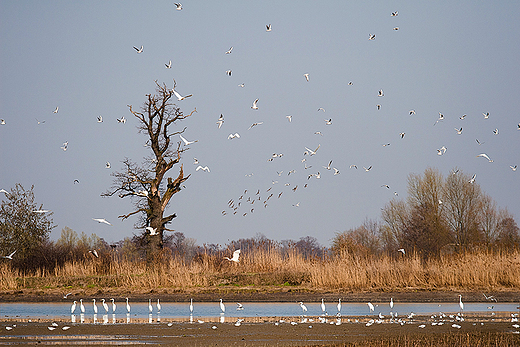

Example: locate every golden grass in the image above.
[1,248,520,292]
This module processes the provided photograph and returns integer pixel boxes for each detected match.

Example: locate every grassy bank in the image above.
[1,248,520,295]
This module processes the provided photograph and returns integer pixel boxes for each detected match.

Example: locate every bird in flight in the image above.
[304,73,309,82]
[225,46,233,54]
[196,165,210,172]
[434,112,444,125]
[146,226,158,235]
[286,115,292,122]
[33,209,51,213]
[2,250,16,260]
[165,60,172,69]
[363,166,372,172]
[179,134,198,145]
[378,89,384,97]
[251,98,259,110]
[216,114,224,128]
[510,165,517,171]
[97,116,103,123]
[92,218,112,225]
[174,3,182,10]
[53,106,59,113]
[476,138,484,145]
[455,127,463,135]
[249,122,263,129]
[61,141,68,151]
[391,11,398,16]
[369,34,376,40]
[0,119,5,125]
[323,160,333,170]
[399,132,405,138]
[105,161,111,169]
[228,133,240,139]
[304,144,320,156]
[398,248,405,255]
[317,107,326,112]
[437,146,447,155]
[493,128,499,135]
[117,116,126,124]
[238,83,245,88]
[483,112,490,119]
[325,119,332,125]
[36,118,45,125]
[477,153,493,162]
[460,114,467,120]
[172,89,192,101]
[89,250,99,258]
[333,168,340,175]
[226,70,232,76]
[469,173,477,183]
[266,24,272,32]
[133,46,143,53]
[224,249,241,263]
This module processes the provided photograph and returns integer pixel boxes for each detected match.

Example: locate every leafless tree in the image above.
[103,81,196,260]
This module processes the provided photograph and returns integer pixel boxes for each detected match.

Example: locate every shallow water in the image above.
[1,301,518,320]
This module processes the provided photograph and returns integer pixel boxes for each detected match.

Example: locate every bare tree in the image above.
[103,82,196,260]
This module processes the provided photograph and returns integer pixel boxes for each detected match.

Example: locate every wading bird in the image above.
[219,299,226,313]
[224,249,241,263]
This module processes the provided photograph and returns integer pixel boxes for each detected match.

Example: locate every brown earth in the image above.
[1,314,520,346]
[2,287,520,304]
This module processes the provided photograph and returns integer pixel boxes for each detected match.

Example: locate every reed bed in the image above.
[1,248,520,292]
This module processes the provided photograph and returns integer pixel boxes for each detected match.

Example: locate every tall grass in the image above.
[1,247,519,292]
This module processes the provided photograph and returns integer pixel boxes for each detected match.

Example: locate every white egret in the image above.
[71,301,77,314]
[79,299,85,313]
[337,299,341,314]
[172,89,192,101]
[190,298,194,313]
[126,297,131,313]
[219,299,226,313]
[111,298,116,313]
[157,299,161,312]
[390,298,394,309]
[299,302,308,313]
[458,294,464,312]
[149,299,153,313]
[102,299,109,313]
[321,299,326,315]
[367,302,375,312]
[92,299,98,314]
[224,249,240,263]
[2,250,16,260]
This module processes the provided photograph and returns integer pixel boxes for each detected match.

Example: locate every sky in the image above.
[1,1,519,248]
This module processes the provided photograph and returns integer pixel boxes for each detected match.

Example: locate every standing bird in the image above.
[390,298,394,310]
[190,298,194,314]
[102,299,109,314]
[126,297,131,313]
[321,299,326,315]
[92,299,98,314]
[299,302,308,314]
[219,299,226,313]
[80,299,85,313]
[458,295,464,313]
[148,299,153,313]
[71,301,77,314]
[337,299,342,314]
[367,302,375,312]
[157,299,161,313]
[111,298,116,313]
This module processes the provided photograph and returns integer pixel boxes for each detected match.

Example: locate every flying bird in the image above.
[477,153,493,162]
[409,110,416,115]
[226,70,232,76]
[92,218,112,225]
[36,118,45,125]
[317,107,326,112]
[146,226,158,235]
[165,60,172,69]
[179,134,198,145]
[53,106,59,113]
[286,115,292,122]
[225,46,233,54]
[105,161,111,169]
[172,89,192,101]
[369,34,376,40]
[266,24,272,32]
[32,209,50,213]
[61,141,68,151]
[228,133,240,139]
[224,249,241,263]
[367,302,375,312]
[2,250,16,260]
[437,146,447,155]
[399,132,405,138]
[469,173,477,183]
[304,144,320,156]
[174,3,182,10]
[363,166,372,172]
[434,112,444,125]
[325,119,332,125]
[455,127,463,135]
[391,11,398,16]
[251,98,259,110]
[97,116,103,123]
[398,248,405,255]
[303,73,309,82]
[216,114,224,128]
[89,250,99,258]
[393,27,399,30]
[493,128,499,135]
[0,119,5,125]
[133,46,143,53]
[460,114,467,120]
[510,165,517,171]
[333,168,340,175]
[483,112,489,119]
[196,165,210,172]
[238,83,245,88]
[249,122,263,129]
[378,89,384,97]
[117,116,126,124]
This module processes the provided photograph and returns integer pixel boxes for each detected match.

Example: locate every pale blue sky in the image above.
[1,1,519,247]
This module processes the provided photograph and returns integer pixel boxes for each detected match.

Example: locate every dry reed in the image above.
[1,248,519,292]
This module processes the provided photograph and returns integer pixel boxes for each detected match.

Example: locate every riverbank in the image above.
[2,287,520,304]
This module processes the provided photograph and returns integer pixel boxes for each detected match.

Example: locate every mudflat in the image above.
[1,314,520,346]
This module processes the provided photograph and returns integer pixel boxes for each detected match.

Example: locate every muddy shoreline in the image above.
[2,288,520,304]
